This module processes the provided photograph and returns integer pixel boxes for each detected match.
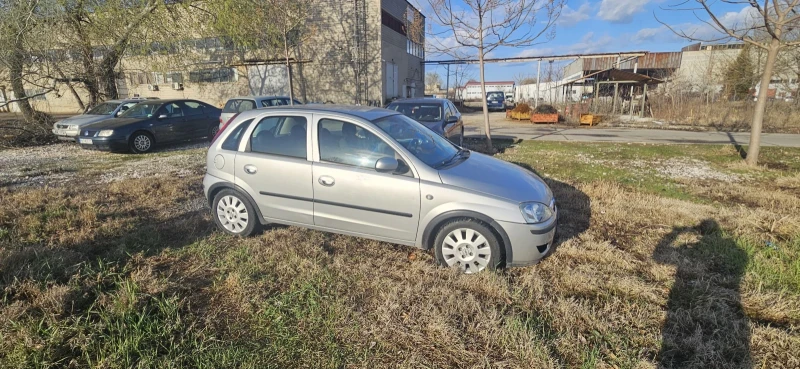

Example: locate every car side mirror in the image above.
[375,157,399,173]
[116,111,123,117]
[158,114,168,119]
[445,116,459,124]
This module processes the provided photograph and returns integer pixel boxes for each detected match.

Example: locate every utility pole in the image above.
[446,64,450,100]
[535,60,541,107]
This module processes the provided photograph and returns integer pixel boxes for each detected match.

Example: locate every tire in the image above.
[212,189,260,236]
[434,218,503,274]
[208,124,220,141]
[129,131,154,154]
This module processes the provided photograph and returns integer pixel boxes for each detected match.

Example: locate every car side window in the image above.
[222,99,240,113]
[318,119,397,169]
[161,103,183,118]
[221,118,254,151]
[182,101,204,116]
[444,103,453,119]
[249,116,307,159]
[238,100,256,112]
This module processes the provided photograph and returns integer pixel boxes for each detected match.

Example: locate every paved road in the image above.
[461,112,800,147]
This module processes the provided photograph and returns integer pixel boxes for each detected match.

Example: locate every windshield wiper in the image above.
[438,148,470,168]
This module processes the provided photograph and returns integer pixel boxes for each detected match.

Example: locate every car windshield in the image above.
[386,103,443,122]
[119,102,161,118]
[373,114,459,168]
[487,92,504,100]
[86,102,119,115]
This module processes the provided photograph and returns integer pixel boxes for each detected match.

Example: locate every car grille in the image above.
[82,130,98,137]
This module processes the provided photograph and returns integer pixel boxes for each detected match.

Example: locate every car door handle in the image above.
[318,176,335,187]
[243,164,257,174]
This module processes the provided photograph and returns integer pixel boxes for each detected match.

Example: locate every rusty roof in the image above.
[563,68,664,85]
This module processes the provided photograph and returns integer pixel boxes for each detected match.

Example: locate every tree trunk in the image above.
[747,41,780,166]
[477,16,492,151]
[284,32,294,104]
[98,52,121,100]
[8,39,39,124]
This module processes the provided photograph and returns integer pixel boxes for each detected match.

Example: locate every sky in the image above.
[412,0,759,84]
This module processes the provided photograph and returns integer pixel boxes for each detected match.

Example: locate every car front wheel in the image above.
[129,132,154,154]
[212,189,259,236]
[434,219,503,274]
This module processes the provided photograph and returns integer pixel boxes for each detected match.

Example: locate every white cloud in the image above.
[668,6,760,42]
[597,0,650,24]
[563,32,615,54]
[631,26,682,44]
[558,3,593,26]
[512,48,557,58]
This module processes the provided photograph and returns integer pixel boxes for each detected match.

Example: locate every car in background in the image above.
[52,98,152,141]
[77,99,221,153]
[203,105,557,274]
[220,96,303,128]
[486,91,505,111]
[385,98,464,146]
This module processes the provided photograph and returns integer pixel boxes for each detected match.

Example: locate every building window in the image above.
[381,10,406,36]
[189,68,236,83]
[407,39,424,59]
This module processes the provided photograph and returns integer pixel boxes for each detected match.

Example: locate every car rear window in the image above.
[222,99,256,113]
[221,119,254,151]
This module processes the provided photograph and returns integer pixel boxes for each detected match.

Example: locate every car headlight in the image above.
[68,124,79,130]
[97,130,114,137]
[520,202,553,224]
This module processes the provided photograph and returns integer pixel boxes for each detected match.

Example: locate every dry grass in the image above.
[1,142,799,368]
[649,97,800,133]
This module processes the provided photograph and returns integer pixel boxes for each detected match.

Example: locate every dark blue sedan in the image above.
[78,99,221,153]
[385,98,465,146]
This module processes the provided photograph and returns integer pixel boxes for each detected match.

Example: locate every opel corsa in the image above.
[203,106,557,273]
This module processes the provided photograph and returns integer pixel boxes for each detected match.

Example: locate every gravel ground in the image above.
[0,141,208,189]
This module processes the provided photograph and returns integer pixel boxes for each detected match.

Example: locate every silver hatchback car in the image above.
[203,105,557,273]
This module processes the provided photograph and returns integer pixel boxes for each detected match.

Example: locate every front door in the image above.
[235,113,313,225]
[152,102,184,143]
[312,117,420,242]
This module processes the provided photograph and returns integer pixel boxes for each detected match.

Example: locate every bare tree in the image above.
[424,0,563,150]
[514,72,538,85]
[660,1,800,166]
[450,63,474,102]
[426,71,443,89]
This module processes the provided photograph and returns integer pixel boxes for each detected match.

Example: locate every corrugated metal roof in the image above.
[581,52,682,71]
[562,68,663,85]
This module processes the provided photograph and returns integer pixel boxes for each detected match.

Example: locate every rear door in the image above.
[180,101,216,139]
[235,113,314,225]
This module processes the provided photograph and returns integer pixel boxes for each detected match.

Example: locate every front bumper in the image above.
[77,136,129,152]
[498,213,557,267]
[52,128,79,141]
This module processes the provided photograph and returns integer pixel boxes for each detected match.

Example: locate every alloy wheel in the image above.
[133,134,152,152]
[440,228,492,274]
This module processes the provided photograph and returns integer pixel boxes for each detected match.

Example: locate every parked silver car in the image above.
[203,105,557,273]
[52,99,150,141]
[220,96,303,128]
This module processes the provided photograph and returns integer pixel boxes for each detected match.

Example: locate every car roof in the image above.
[130,98,204,104]
[236,104,399,122]
[228,96,293,101]
[389,98,449,104]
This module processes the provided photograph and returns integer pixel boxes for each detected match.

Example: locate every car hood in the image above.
[420,121,444,133]
[82,117,148,130]
[438,152,552,203]
[58,114,112,127]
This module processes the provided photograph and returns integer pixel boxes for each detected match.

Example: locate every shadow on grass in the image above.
[653,219,751,369]
[509,161,592,254]
[726,132,748,160]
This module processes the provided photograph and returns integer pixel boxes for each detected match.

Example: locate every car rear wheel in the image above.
[209,124,220,141]
[212,189,259,236]
[129,132,154,154]
[434,219,502,274]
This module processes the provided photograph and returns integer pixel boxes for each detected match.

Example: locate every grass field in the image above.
[1,141,798,368]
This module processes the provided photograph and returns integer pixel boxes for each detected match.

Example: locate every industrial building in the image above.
[1,0,426,113]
